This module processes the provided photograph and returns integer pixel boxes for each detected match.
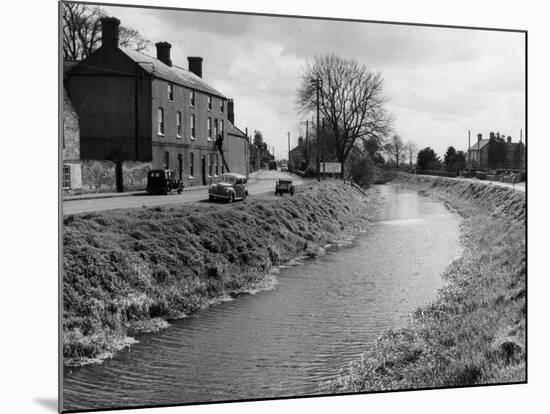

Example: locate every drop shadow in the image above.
[34,397,58,412]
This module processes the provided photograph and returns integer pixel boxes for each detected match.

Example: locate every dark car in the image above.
[208,173,248,203]
[146,169,183,195]
[268,160,277,170]
[275,179,295,196]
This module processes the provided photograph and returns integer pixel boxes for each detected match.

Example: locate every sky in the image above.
[102,4,525,160]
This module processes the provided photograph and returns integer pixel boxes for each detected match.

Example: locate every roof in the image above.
[469,139,490,151]
[120,48,226,99]
[227,122,247,138]
[63,60,79,74]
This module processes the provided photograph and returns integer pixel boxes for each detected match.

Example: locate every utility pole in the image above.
[287,132,290,166]
[315,78,320,182]
[321,117,325,179]
[468,130,471,172]
[305,119,309,167]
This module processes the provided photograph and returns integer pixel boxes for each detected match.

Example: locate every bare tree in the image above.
[63,3,103,60]
[405,141,418,168]
[385,134,405,167]
[62,3,150,61]
[297,55,392,170]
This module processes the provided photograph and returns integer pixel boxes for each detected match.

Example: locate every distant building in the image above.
[65,16,248,187]
[468,132,525,170]
[468,133,490,169]
[289,137,307,171]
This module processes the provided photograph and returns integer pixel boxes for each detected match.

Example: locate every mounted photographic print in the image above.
[60,1,526,412]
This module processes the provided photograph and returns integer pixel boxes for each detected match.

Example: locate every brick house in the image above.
[468,132,525,170]
[468,133,490,169]
[65,16,248,188]
[62,87,82,190]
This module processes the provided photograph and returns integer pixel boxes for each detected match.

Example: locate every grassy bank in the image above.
[63,181,380,367]
[330,174,526,392]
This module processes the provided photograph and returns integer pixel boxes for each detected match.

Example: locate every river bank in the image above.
[330,174,526,392]
[63,181,381,367]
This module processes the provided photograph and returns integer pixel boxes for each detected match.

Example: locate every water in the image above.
[63,184,461,410]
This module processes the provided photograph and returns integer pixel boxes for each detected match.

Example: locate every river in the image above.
[62,184,462,411]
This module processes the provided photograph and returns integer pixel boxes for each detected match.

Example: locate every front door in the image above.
[201,156,206,185]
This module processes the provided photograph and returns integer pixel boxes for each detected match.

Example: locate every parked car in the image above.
[146,169,183,195]
[268,160,277,170]
[209,173,248,203]
[280,163,289,172]
[275,179,295,196]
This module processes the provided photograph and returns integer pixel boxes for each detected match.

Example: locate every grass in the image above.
[329,174,526,392]
[62,181,380,367]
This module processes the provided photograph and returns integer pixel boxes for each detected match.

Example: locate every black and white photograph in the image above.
[57,1,529,412]
[11,1,550,413]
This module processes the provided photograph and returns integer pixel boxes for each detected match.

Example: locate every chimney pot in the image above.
[188,57,203,78]
[490,131,495,140]
[227,99,235,124]
[101,17,121,49]
[155,42,172,67]
[477,133,482,142]
[507,136,512,143]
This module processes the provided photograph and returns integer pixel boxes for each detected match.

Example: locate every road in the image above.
[63,170,303,215]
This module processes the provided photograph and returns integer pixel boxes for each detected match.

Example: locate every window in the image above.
[220,120,224,138]
[163,151,170,169]
[190,90,195,107]
[209,154,213,177]
[214,119,218,140]
[190,114,196,139]
[168,84,174,101]
[215,154,219,176]
[220,100,224,113]
[176,111,182,137]
[190,152,194,177]
[207,96,212,111]
[62,165,71,189]
[207,117,212,140]
[158,107,164,135]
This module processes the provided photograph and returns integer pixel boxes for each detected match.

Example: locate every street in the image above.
[63,170,303,215]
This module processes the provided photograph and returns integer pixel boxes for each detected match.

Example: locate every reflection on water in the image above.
[63,184,461,410]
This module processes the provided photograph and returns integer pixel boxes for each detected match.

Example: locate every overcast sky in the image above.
[103,4,525,159]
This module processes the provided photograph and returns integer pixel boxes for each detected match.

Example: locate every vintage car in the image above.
[146,169,184,195]
[208,173,248,203]
[275,179,295,196]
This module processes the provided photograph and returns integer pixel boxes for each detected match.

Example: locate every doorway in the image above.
[201,156,206,185]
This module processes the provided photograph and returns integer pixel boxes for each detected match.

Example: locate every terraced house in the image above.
[65,16,248,188]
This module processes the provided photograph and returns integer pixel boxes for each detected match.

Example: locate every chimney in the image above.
[155,42,172,67]
[188,57,203,77]
[227,99,235,124]
[507,136,512,143]
[490,131,495,140]
[101,17,121,49]
[477,133,482,142]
